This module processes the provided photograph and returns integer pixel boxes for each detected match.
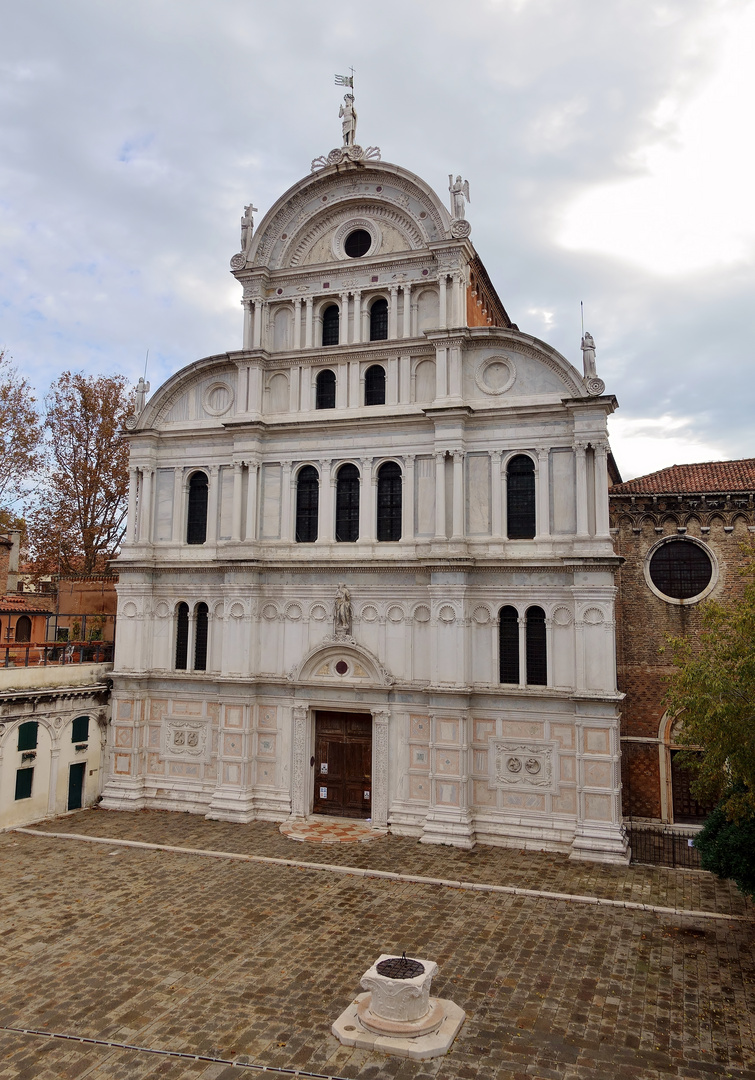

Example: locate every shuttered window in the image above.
[194,603,208,671]
[376,462,402,541]
[499,606,519,684]
[525,606,547,686]
[335,464,360,542]
[369,299,388,342]
[316,369,336,409]
[364,364,386,405]
[322,305,340,347]
[187,471,208,545]
[17,721,38,752]
[175,603,189,670]
[71,716,89,742]
[295,466,319,543]
[507,455,536,539]
[15,769,33,800]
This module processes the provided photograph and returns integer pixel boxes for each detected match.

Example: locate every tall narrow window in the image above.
[194,602,209,671]
[377,461,402,541]
[369,299,388,341]
[322,304,340,346]
[295,465,319,542]
[15,615,31,642]
[175,602,189,670]
[364,364,386,406]
[507,455,536,539]
[499,606,519,684]
[335,463,360,542]
[18,721,38,751]
[187,471,208,544]
[315,369,336,410]
[525,606,547,686]
[71,716,89,742]
[15,769,34,800]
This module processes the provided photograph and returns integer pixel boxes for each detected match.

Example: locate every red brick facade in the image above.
[610,460,755,823]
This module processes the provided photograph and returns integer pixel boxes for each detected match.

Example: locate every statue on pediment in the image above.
[334,583,352,636]
[449,175,470,220]
[339,94,357,147]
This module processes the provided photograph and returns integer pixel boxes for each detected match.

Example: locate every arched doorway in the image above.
[313,711,372,819]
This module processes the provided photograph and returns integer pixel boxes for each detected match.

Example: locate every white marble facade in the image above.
[102,153,628,862]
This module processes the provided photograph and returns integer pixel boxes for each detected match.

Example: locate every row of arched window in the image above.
[175,602,209,671]
[314,364,386,409]
[321,299,388,347]
[184,454,537,545]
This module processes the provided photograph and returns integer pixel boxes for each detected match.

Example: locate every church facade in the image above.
[101,118,628,862]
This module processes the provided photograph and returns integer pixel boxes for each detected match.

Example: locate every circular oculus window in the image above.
[332,219,381,261]
[344,229,372,258]
[645,537,716,605]
[474,356,516,396]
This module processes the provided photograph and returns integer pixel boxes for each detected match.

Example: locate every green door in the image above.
[67,761,86,810]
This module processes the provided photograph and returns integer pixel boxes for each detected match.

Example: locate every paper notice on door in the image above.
[320,787,328,799]
[320,763,328,774]
[364,790,370,799]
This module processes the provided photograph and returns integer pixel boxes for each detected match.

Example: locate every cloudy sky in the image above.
[2,0,753,479]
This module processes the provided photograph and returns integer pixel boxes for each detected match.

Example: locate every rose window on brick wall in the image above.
[648,539,713,600]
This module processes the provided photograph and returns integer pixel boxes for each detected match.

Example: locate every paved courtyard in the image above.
[0,809,753,1080]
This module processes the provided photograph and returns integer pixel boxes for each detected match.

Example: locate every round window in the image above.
[647,539,714,601]
[344,229,372,258]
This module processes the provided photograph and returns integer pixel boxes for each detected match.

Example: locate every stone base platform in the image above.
[280,817,386,843]
[332,992,465,1060]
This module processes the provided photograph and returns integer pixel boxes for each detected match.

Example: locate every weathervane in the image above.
[311,71,381,172]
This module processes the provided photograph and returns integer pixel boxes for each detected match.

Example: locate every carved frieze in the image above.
[492,741,554,791]
[162,719,210,762]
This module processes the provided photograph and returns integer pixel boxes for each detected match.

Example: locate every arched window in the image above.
[194,602,209,672]
[295,465,319,543]
[525,606,547,686]
[335,463,360,542]
[499,606,519,684]
[15,615,31,643]
[377,462,402,541]
[322,304,340,346]
[17,721,38,751]
[175,602,189,670]
[187,471,208,545]
[507,455,536,539]
[364,364,386,406]
[369,298,388,341]
[315,369,336,410]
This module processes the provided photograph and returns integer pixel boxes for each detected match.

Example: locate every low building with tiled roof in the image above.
[609,458,755,847]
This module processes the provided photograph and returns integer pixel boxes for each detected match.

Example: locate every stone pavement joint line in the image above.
[0,1024,349,1079]
[15,826,748,921]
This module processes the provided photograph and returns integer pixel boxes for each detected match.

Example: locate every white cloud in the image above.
[609,414,728,480]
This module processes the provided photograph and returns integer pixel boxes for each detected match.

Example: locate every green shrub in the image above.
[694,799,755,900]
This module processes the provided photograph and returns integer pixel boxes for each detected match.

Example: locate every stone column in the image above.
[371,709,390,828]
[289,366,300,412]
[231,462,243,542]
[172,467,184,542]
[402,283,412,338]
[575,442,589,537]
[352,290,362,344]
[536,447,551,539]
[490,451,503,538]
[126,467,138,544]
[336,364,348,409]
[438,275,447,329]
[252,300,262,349]
[340,293,349,346]
[545,615,554,687]
[243,299,253,350]
[449,344,462,399]
[291,705,310,818]
[502,459,509,539]
[436,346,448,400]
[359,457,374,542]
[575,614,586,690]
[206,465,219,543]
[319,460,334,542]
[304,297,313,348]
[387,357,399,406]
[399,354,411,403]
[594,440,610,537]
[389,286,399,340]
[453,274,465,327]
[349,361,360,408]
[293,298,302,350]
[434,452,447,539]
[280,460,293,541]
[452,450,465,540]
[138,468,153,543]
[402,455,415,541]
[245,461,259,541]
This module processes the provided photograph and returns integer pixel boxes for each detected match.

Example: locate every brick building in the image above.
[610,459,755,825]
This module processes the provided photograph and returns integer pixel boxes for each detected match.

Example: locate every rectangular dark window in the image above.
[194,604,209,671]
[335,465,360,543]
[71,716,89,743]
[15,768,33,800]
[499,607,519,684]
[17,722,38,752]
[525,607,547,686]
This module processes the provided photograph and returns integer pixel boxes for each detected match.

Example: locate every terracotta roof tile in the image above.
[610,458,755,496]
[0,594,53,615]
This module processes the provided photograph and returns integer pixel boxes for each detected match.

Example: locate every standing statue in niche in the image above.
[135,377,150,413]
[448,175,470,220]
[581,331,597,379]
[339,94,357,146]
[240,202,258,259]
[334,583,352,637]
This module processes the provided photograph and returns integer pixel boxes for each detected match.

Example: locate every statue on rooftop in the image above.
[135,377,150,414]
[240,203,258,258]
[581,331,597,379]
[449,175,470,220]
[339,94,357,147]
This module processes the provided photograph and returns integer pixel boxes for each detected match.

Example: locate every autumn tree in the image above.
[0,349,43,517]
[26,372,135,575]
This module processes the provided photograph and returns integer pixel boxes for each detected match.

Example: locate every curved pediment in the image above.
[244,162,452,272]
[134,354,242,431]
[290,638,395,687]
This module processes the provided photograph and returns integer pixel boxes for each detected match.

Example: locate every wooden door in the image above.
[67,761,86,811]
[313,712,372,818]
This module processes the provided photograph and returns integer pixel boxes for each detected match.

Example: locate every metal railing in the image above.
[1,641,114,669]
[627,823,703,870]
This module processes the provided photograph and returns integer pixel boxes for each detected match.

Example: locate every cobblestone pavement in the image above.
[0,810,753,1080]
